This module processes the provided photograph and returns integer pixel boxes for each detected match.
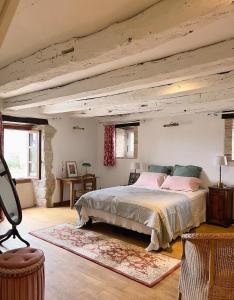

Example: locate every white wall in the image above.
[97,114,234,188]
[15,117,98,206]
[17,113,234,211]
[16,182,35,209]
[50,117,98,203]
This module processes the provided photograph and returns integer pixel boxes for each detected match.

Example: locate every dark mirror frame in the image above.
[0,153,29,250]
[0,153,22,226]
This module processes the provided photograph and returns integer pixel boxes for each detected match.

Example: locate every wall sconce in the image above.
[73,125,85,130]
[163,122,179,128]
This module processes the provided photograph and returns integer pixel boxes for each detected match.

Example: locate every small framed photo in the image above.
[66,161,78,177]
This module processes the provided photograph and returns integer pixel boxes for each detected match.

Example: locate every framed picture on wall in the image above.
[66,161,78,177]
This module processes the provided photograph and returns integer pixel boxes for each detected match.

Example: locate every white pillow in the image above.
[161,176,201,192]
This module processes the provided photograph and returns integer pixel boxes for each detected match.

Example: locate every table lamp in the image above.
[82,162,91,174]
[216,155,227,188]
[131,162,141,173]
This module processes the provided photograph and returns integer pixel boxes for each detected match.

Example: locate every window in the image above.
[116,124,138,159]
[224,119,234,162]
[4,126,41,179]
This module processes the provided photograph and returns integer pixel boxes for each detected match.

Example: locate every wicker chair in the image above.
[178,233,234,300]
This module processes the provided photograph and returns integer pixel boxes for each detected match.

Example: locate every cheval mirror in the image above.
[0,153,29,252]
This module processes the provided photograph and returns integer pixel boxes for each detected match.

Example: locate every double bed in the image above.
[75,185,207,251]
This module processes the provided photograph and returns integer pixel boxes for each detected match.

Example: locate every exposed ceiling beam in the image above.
[4,38,234,111]
[0,0,19,47]
[41,71,234,114]
[0,0,233,95]
[96,98,234,123]
[71,87,234,118]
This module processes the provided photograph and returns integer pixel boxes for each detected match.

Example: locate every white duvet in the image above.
[75,186,207,251]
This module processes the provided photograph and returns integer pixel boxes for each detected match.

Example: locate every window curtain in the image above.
[104,125,116,166]
[0,113,4,221]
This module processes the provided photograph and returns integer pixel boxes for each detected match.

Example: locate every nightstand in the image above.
[207,186,233,227]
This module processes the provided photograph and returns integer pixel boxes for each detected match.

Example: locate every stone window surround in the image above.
[32,125,56,208]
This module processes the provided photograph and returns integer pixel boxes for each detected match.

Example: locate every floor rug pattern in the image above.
[30,223,180,287]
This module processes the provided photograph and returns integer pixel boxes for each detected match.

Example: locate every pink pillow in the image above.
[161,176,201,192]
[134,172,167,188]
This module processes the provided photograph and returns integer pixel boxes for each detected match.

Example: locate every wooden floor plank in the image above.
[0,207,233,300]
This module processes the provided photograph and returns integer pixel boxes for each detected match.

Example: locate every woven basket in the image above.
[0,247,45,300]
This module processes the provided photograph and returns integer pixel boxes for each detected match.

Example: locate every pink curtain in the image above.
[104,125,116,166]
[0,112,4,221]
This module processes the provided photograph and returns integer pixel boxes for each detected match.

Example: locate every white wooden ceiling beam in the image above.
[4,38,234,111]
[41,71,234,114]
[0,0,233,95]
[71,87,234,118]
[96,98,234,123]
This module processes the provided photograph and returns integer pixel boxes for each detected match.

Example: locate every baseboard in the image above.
[53,200,70,207]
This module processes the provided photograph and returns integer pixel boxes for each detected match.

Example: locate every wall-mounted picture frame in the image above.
[66,161,78,177]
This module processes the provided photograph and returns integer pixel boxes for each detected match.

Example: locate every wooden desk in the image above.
[58,176,97,208]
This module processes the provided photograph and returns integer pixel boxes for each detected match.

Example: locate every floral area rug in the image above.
[30,224,180,287]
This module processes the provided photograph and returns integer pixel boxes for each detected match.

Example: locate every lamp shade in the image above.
[216,156,227,166]
[82,162,91,167]
[131,161,141,170]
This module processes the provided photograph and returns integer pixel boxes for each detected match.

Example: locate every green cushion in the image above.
[172,165,202,178]
[148,165,173,175]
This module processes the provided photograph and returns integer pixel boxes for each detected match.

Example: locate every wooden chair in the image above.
[73,174,96,204]
[82,174,96,192]
[178,233,234,300]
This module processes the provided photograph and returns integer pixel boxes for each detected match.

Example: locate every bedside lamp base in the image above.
[217,182,224,188]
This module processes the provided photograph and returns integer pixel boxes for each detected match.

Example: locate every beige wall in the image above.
[13,117,98,207]
[50,117,98,203]
[97,114,234,188]
[16,182,35,209]
[97,114,234,217]
[16,113,234,216]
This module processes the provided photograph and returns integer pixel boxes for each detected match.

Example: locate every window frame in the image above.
[224,119,234,162]
[115,125,138,159]
[3,123,42,181]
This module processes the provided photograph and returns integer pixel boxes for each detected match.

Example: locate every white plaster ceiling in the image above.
[0,0,159,68]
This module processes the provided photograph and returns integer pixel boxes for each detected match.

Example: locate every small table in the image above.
[58,176,97,208]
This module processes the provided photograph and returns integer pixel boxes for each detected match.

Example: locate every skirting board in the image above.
[53,200,70,207]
